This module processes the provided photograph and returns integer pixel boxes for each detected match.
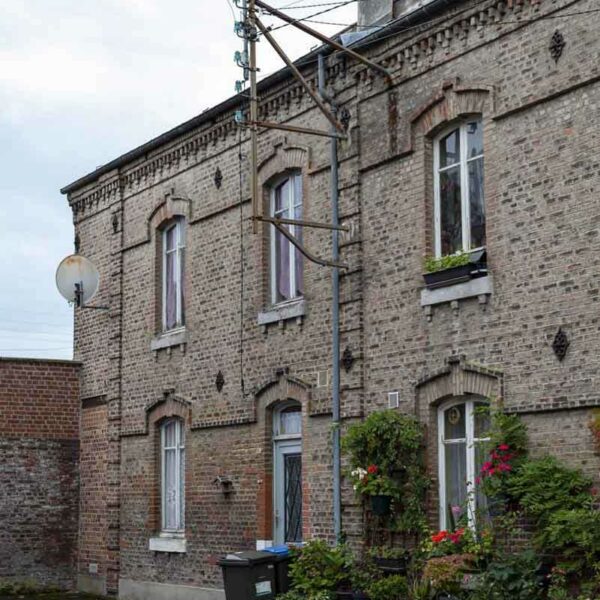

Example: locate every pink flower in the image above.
[475,476,482,485]
[498,444,510,451]
[482,461,492,472]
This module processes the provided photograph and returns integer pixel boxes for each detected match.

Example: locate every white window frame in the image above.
[437,398,489,530]
[160,418,185,533]
[270,173,303,306]
[433,118,485,258]
[162,218,186,332]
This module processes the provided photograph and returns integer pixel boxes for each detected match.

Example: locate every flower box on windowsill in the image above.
[423,250,487,290]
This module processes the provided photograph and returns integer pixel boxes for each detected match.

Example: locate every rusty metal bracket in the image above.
[255,0,392,83]
[256,17,346,133]
[271,222,347,269]
[246,119,347,140]
[257,215,348,232]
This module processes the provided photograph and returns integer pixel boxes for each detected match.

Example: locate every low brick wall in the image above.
[0,358,80,590]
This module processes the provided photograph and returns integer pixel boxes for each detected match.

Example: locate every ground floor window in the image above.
[438,398,489,529]
[161,418,185,532]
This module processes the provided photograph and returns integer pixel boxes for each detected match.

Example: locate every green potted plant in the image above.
[343,410,428,527]
[350,465,396,516]
[423,249,487,289]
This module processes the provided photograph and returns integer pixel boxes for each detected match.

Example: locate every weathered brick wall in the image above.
[63,0,600,593]
[0,358,80,589]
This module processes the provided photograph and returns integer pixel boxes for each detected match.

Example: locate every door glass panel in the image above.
[444,441,467,525]
[440,129,461,167]
[444,404,466,440]
[284,453,302,543]
[440,167,463,255]
[280,408,302,436]
[468,158,485,249]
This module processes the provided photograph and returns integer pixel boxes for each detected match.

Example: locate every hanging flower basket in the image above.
[370,494,392,516]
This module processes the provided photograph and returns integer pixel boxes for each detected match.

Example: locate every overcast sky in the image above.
[0,0,357,360]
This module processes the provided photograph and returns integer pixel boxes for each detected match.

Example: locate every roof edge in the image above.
[61,0,455,196]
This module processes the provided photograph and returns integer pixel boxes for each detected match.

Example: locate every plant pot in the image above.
[373,556,408,575]
[423,249,488,289]
[423,263,474,289]
[370,494,392,516]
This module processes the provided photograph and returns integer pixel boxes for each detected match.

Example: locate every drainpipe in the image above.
[318,53,342,544]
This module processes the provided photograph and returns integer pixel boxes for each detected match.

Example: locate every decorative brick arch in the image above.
[147,188,192,234]
[145,389,192,429]
[252,371,311,543]
[416,355,502,416]
[257,140,311,188]
[409,79,495,144]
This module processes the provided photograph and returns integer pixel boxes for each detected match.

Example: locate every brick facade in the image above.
[62,0,600,597]
[0,358,80,590]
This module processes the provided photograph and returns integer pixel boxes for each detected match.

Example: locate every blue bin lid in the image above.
[264,545,290,555]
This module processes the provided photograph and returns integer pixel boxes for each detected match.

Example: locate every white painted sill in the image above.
[420,275,493,307]
[149,534,187,553]
[150,328,188,352]
[257,299,306,326]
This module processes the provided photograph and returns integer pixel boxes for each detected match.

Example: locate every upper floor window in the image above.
[270,174,303,305]
[433,119,485,257]
[438,398,489,530]
[161,418,185,532]
[163,218,185,331]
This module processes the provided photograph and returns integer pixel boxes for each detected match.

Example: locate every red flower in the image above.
[431,530,448,544]
[498,463,512,472]
[482,461,492,472]
[449,528,465,544]
[488,468,496,476]
[498,444,510,451]
[367,464,378,475]
[475,476,482,485]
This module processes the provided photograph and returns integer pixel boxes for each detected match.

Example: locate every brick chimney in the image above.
[357,0,393,28]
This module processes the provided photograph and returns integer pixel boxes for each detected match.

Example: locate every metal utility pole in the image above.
[234,0,391,544]
[248,0,259,233]
[318,53,341,544]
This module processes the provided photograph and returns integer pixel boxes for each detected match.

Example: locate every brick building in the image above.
[61,0,600,598]
[0,357,80,590]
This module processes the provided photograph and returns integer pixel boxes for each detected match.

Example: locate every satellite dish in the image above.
[56,255,100,306]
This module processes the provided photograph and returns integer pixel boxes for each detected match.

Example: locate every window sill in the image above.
[257,299,306,327]
[149,534,186,553]
[151,328,188,352]
[421,275,493,307]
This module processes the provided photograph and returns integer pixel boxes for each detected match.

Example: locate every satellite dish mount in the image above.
[55,255,109,311]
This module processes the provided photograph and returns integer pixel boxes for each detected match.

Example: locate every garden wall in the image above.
[0,357,80,590]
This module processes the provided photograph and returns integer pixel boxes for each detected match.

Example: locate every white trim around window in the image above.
[162,218,186,332]
[160,418,185,533]
[433,118,485,258]
[270,173,304,306]
[438,398,489,530]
